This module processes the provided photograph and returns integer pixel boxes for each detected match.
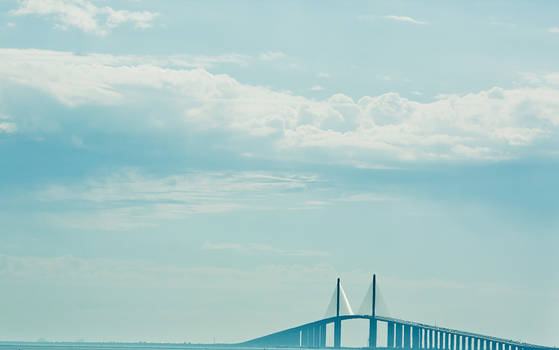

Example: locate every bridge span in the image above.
[239,276,552,350]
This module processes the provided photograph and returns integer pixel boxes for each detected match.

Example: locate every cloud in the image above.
[317,72,331,79]
[337,193,395,202]
[548,27,559,34]
[1,49,559,163]
[304,200,328,206]
[0,122,17,133]
[33,168,398,229]
[70,134,86,148]
[168,51,291,69]
[489,18,516,29]
[258,51,287,61]
[12,0,159,36]
[36,169,320,229]
[384,15,427,25]
[168,53,251,68]
[311,85,324,91]
[0,113,17,133]
[201,242,329,257]
[377,74,392,81]
[0,253,335,286]
[39,170,316,204]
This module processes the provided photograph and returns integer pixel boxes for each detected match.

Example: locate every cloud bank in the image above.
[1,49,558,164]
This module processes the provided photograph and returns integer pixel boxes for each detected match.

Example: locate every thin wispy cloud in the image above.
[169,53,251,68]
[39,171,316,201]
[0,253,339,304]
[384,15,427,25]
[12,0,159,36]
[34,168,399,230]
[258,51,287,61]
[0,114,17,133]
[549,27,559,34]
[337,193,395,202]
[489,20,516,29]
[36,170,320,229]
[0,122,17,133]
[304,200,328,206]
[201,242,329,257]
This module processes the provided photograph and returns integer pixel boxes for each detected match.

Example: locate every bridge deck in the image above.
[240,315,551,349]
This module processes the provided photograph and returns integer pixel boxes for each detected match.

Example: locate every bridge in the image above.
[239,275,552,350]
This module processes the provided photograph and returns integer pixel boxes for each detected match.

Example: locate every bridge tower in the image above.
[369,274,377,349]
[334,277,342,348]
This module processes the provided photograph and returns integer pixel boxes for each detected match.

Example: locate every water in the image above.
[0,343,305,350]
[0,344,331,350]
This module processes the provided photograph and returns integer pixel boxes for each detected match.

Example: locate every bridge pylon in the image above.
[369,274,377,349]
[334,277,342,348]
[238,274,550,350]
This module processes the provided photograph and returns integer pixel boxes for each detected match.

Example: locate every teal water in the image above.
[0,344,243,350]
[0,344,299,350]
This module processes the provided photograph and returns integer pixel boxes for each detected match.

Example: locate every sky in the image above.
[0,0,558,347]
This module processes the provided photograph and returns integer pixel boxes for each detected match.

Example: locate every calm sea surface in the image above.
[0,344,299,350]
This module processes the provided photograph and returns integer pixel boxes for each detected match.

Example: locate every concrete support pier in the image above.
[429,329,434,349]
[396,324,403,348]
[313,326,319,348]
[412,327,420,348]
[320,323,326,348]
[404,325,411,348]
[334,319,341,348]
[369,318,377,349]
[388,322,395,348]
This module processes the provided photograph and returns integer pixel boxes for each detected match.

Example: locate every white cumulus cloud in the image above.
[0,49,558,163]
[12,0,159,36]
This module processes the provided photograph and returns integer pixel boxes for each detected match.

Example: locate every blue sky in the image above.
[0,0,558,347]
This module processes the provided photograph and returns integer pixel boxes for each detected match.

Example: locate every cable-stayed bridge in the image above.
[239,275,552,350]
